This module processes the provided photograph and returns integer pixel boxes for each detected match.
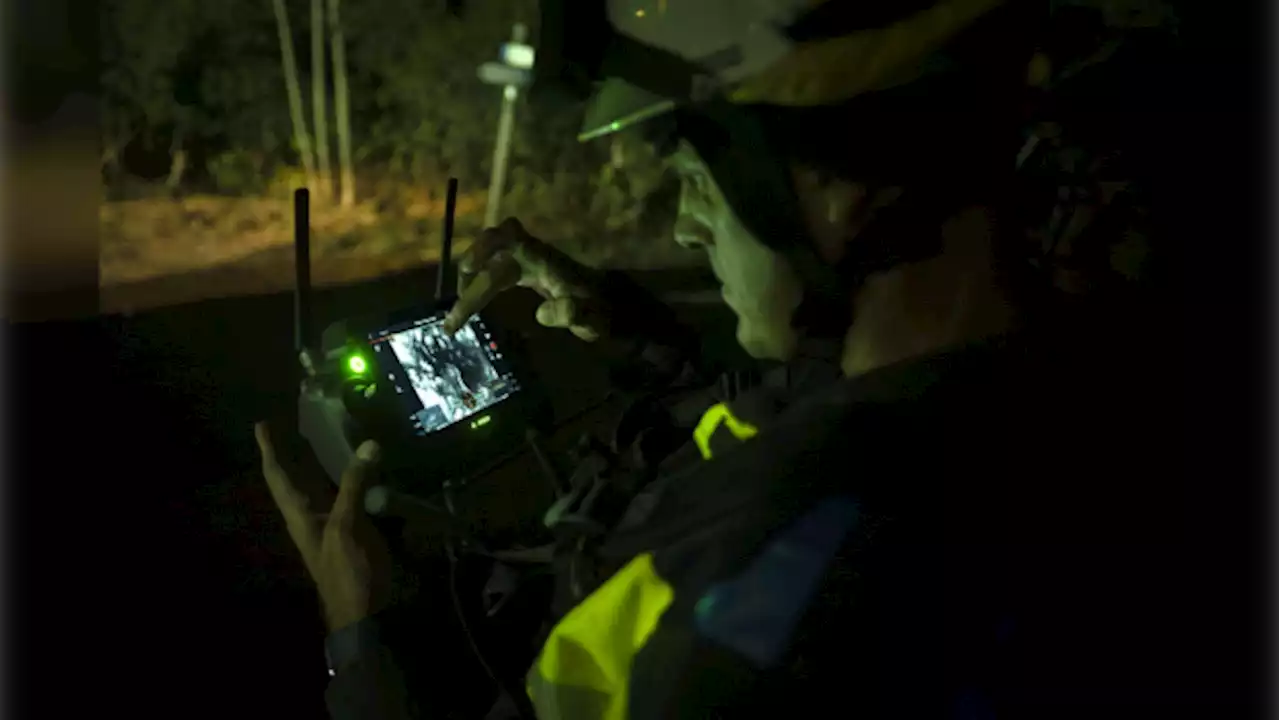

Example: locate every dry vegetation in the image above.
[101,0,699,308]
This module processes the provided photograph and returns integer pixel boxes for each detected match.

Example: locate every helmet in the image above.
[533,0,1025,344]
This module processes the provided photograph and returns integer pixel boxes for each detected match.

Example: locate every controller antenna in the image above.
[294,188,316,371]
[435,177,459,303]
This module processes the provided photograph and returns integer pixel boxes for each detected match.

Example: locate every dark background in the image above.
[7,0,1273,717]
[13,263,744,719]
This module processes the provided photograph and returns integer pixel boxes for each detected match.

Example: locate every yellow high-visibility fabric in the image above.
[693,402,760,460]
[529,554,674,720]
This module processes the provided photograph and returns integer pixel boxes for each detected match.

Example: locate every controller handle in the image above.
[298,379,360,486]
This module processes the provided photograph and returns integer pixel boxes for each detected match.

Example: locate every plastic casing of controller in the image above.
[297,300,548,497]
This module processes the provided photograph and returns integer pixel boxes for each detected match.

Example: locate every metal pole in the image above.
[483,23,526,229]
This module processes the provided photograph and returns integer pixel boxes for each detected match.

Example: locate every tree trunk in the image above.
[166,128,187,191]
[327,0,356,207]
[271,0,316,190]
[310,0,332,201]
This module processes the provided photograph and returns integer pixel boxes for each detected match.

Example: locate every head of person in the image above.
[536,0,1144,375]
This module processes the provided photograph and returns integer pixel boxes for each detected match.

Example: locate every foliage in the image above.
[101,0,676,261]
[208,149,270,195]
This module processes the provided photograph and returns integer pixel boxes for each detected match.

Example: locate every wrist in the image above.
[596,271,687,343]
[324,615,381,675]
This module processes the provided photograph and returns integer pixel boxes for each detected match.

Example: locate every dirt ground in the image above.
[100,191,478,306]
[99,191,700,314]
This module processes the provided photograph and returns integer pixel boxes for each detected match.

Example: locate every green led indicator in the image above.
[470,415,492,429]
[347,355,368,374]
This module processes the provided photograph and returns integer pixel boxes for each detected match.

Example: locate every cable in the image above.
[447,542,540,720]
[452,391,619,488]
[443,479,538,720]
[446,540,503,689]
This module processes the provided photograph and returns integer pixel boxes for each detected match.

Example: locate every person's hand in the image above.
[254,422,392,632]
[443,217,609,341]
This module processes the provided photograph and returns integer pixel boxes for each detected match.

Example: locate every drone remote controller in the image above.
[292,180,545,500]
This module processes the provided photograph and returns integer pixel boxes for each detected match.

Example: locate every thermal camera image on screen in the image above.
[381,317,518,434]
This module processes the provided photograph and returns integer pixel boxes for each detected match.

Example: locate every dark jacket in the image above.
[324,269,1183,719]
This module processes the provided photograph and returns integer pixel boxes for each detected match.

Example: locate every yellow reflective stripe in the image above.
[530,553,674,720]
[693,402,760,460]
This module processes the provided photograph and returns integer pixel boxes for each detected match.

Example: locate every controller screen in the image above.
[367,313,521,436]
